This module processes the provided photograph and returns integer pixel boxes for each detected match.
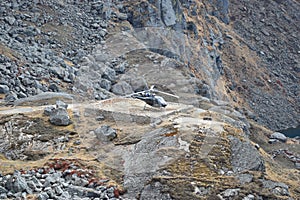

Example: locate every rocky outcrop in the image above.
[228,136,265,173]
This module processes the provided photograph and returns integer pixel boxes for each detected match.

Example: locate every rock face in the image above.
[228,136,265,173]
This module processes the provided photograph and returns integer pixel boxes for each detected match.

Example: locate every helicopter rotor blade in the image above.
[149,85,155,90]
[152,89,179,98]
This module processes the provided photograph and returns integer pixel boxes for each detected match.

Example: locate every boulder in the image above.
[295,162,300,169]
[5,172,31,194]
[56,100,68,109]
[49,108,71,126]
[44,106,55,116]
[228,136,265,173]
[37,192,49,200]
[4,16,16,25]
[111,81,133,95]
[102,67,116,81]
[0,186,7,193]
[5,91,18,102]
[260,179,289,196]
[114,62,127,74]
[236,173,253,184]
[270,132,287,142]
[243,194,255,200]
[161,0,176,26]
[99,79,112,91]
[0,84,9,94]
[220,188,240,198]
[130,78,148,92]
[94,125,117,142]
[268,139,279,144]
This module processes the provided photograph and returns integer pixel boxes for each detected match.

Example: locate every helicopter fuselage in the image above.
[133,94,167,107]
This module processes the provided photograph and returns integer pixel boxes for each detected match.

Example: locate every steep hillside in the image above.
[0,0,299,199]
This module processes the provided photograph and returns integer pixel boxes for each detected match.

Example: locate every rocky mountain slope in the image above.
[0,0,299,199]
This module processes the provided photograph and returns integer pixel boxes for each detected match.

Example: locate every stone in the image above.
[270,132,287,142]
[117,12,128,20]
[236,173,253,184]
[268,139,279,144]
[260,179,289,196]
[129,77,148,92]
[94,125,117,142]
[243,194,255,200]
[58,191,71,199]
[37,192,49,200]
[27,180,37,191]
[4,16,16,25]
[56,100,68,109]
[5,172,30,193]
[114,62,127,74]
[72,175,89,187]
[228,136,265,173]
[111,81,133,95]
[295,162,300,169]
[99,29,107,37]
[0,185,8,193]
[54,185,63,195]
[67,185,101,198]
[31,176,43,188]
[0,193,7,199]
[102,67,116,81]
[49,83,60,92]
[49,108,71,126]
[221,188,240,197]
[0,84,9,94]
[18,92,27,98]
[161,0,176,26]
[96,115,105,121]
[44,106,55,116]
[99,79,111,91]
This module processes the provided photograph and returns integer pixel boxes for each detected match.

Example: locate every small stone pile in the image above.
[0,159,123,200]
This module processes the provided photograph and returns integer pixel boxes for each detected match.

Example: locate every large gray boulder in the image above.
[228,136,265,173]
[112,81,133,95]
[102,67,116,81]
[94,125,117,142]
[270,132,287,142]
[99,79,112,91]
[49,108,71,126]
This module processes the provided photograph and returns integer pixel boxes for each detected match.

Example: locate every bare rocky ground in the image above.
[0,0,299,199]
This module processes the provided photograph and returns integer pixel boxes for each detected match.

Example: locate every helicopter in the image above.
[125,85,179,108]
